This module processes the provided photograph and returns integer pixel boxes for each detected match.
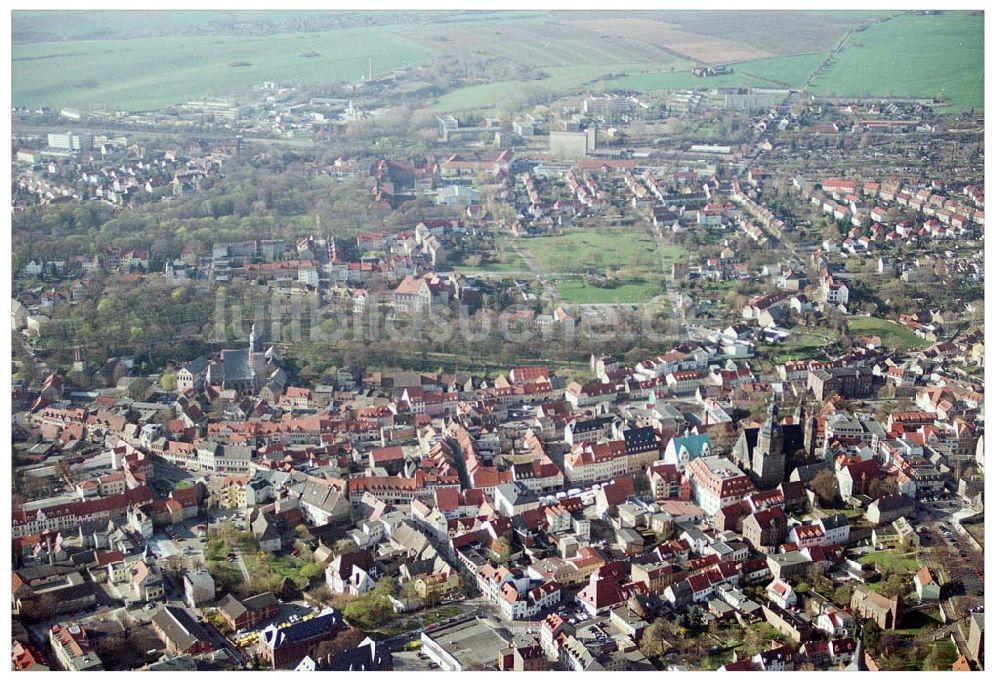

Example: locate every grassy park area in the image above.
[860,548,921,573]
[519,227,681,274]
[555,278,663,305]
[849,317,925,350]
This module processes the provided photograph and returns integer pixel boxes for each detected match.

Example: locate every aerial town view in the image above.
[6,5,987,673]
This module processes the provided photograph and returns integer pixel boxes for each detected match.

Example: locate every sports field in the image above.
[810,12,984,110]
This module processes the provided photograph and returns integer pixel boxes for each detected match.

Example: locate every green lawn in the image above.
[765,328,840,363]
[555,277,663,304]
[12,25,434,110]
[519,227,681,274]
[511,227,680,305]
[860,549,921,573]
[205,523,321,594]
[809,12,983,110]
[849,317,925,350]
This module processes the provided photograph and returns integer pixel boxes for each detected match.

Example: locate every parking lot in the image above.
[147,518,209,565]
[922,495,966,517]
[918,516,984,597]
[553,602,593,628]
[392,650,440,671]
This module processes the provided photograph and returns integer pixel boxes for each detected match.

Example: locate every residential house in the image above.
[913,566,941,602]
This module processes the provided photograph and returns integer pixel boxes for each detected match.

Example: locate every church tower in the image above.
[756,399,781,457]
[249,322,258,388]
[751,398,786,488]
[803,402,818,458]
[72,346,88,374]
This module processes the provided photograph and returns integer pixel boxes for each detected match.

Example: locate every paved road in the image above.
[234,550,252,583]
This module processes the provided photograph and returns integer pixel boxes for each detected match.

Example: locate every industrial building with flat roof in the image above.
[420,617,512,671]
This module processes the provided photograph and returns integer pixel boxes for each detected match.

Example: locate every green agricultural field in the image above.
[610,67,767,93]
[849,317,925,351]
[611,51,826,92]
[12,10,351,41]
[556,277,664,305]
[736,52,828,88]
[809,12,984,110]
[13,10,982,114]
[12,26,433,111]
[647,10,894,57]
[435,81,533,113]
